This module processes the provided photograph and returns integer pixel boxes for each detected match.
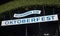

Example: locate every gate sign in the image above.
[14,10,41,18]
[1,14,58,26]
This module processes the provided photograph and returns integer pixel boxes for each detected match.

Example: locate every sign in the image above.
[14,10,41,18]
[1,14,58,26]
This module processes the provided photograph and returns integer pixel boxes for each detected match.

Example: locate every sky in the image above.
[0,0,13,5]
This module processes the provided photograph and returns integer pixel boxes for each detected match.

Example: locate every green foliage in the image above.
[0,0,60,14]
